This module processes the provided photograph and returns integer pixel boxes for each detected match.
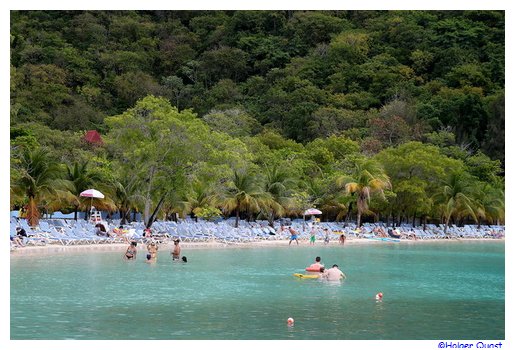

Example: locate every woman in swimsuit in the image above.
[171,239,181,260]
[124,241,137,260]
[147,241,158,261]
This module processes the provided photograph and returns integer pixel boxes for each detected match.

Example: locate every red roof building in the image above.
[83,130,103,146]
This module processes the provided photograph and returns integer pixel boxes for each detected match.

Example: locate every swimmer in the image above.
[307,256,324,271]
[322,264,346,281]
[147,241,158,261]
[124,241,137,260]
[145,253,156,264]
[171,239,181,260]
[182,256,187,263]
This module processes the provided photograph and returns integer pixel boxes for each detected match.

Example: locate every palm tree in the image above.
[336,158,391,227]
[185,180,218,222]
[111,173,142,225]
[65,160,104,220]
[11,147,66,227]
[432,172,477,234]
[221,170,270,228]
[473,183,504,227]
[262,165,296,227]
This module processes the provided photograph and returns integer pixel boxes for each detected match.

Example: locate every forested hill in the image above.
[10,10,504,163]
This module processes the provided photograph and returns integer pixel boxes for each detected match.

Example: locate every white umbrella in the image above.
[304,208,322,215]
[303,208,322,232]
[80,189,104,221]
[80,189,105,198]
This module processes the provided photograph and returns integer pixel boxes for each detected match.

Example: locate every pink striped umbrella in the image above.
[79,189,105,198]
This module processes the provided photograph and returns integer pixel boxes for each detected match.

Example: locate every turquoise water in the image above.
[11,242,504,340]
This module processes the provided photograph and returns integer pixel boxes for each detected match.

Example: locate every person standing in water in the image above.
[147,241,158,262]
[171,239,181,260]
[124,241,138,260]
[322,264,346,281]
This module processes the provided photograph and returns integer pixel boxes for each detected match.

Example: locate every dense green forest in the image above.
[10,10,505,230]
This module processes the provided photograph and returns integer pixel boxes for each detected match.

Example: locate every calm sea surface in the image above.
[10,241,504,340]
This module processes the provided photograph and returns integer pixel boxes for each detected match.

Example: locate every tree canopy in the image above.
[10,10,504,228]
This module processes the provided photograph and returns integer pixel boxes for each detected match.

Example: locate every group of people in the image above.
[123,238,187,263]
[307,256,346,281]
[278,225,347,246]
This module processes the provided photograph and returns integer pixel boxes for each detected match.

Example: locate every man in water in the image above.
[171,239,181,260]
[308,256,324,271]
[322,264,346,281]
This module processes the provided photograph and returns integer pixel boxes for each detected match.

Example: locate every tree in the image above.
[262,164,296,227]
[11,147,66,227]
[221,170,269,228]
[336,158,391,227]
[432,172,477,233]
[186,180,219,222]
[65,160,104,220]
[473,182,504,227]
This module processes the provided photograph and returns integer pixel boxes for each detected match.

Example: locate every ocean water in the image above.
[10,241,504,340]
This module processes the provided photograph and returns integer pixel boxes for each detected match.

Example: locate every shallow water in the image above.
[10,241,504,339]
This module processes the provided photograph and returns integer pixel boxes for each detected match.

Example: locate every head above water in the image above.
[315,256,321,262]
[174,239,180,244]
[146,254,151,260]
[182,256,187,263]
[332,264,338,268]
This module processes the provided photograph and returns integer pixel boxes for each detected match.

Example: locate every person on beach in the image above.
[339,233,346,245]
[95,223,107,237]
[288,227,299,245]
[16,227,28,239]
[124,241,137,260]
[11,234,25,247]
[309,226,316,245]
[147,241,158,261]
[324,229,330,245]
[143,228,152,239]
[321,264,346,281]
[171,239,181,260]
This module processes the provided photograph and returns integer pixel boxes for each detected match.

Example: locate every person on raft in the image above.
[307,256,324,271]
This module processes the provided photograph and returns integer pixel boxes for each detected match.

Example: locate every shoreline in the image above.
[10,237,505,257]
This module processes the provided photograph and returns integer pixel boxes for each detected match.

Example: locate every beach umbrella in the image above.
[80,189,105,199]
[303,208,322,231]
[304,208,322,215]
[80,189,105,219]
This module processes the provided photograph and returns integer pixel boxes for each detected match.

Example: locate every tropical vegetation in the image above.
[10,11,504,228]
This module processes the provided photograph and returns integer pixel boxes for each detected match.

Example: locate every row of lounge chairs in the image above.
[9,216,504,247]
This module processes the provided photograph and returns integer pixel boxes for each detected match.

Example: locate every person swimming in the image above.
[182,256,187,263]
[124,241,137,260]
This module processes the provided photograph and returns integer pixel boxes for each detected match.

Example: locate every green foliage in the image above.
[9,11,504,227]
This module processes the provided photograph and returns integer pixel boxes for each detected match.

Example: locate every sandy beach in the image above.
[9,237,503,256]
